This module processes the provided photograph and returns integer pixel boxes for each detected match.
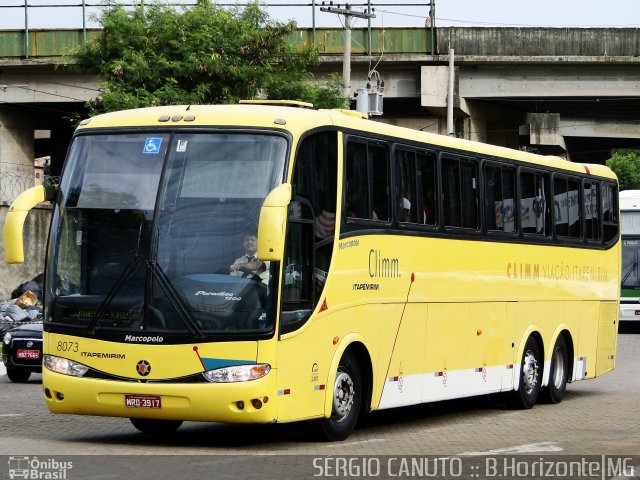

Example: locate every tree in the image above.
[73,0,347,113]
[606,150,640,191]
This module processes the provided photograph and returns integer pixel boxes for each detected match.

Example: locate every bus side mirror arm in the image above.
[4,184,56,264]
[258,183,291,261]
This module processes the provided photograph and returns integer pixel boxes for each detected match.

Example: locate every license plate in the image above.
[124,394,162,409]
[16,349,40,359]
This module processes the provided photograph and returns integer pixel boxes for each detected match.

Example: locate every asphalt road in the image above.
[1,326,639,479]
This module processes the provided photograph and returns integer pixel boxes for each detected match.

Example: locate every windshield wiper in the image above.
[87,255,143,335]
[146,260,205,340]
[622,260,639,287]
[86,255,205,340]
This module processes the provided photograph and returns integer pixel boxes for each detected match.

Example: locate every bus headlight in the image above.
[44,355,89,377]
[202,363,271,383]
[3,332,11,345]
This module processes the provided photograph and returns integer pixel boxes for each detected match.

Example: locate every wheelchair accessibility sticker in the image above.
[143,137,163,154]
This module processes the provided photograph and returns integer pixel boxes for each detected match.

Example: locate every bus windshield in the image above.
[622,238,640,290]
[46,131,287,338]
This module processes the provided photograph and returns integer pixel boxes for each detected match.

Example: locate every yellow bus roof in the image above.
[77,104,616,180]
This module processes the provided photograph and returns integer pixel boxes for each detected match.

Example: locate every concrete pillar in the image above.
[0,205,51,299]
[520,112,568,156]
[0,110,35,203]
[421,66,450,109]
[459,99,487,143]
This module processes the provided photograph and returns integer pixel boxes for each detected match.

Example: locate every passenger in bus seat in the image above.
[229,232,269,283]
[401,197,411,222]
[346,193,378,221]
[422,205,433,224]
[345,190,359,219]
[422,185,435,224]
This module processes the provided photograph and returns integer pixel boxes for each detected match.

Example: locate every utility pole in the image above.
[82,0,86,44]
[24,0,29,58]
[320,2,375,98]
[429,0,436,56]
[312,0,316,41]
[447,47,455,136]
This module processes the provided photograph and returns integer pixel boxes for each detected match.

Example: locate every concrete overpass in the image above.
[307,27,640,164]
[1,26,640,191]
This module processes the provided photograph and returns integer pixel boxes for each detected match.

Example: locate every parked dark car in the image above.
[2,321,43,382]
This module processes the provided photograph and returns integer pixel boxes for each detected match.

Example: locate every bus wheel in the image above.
[319,351,362,441]
[540,336,569,404]
[130,418,183,434]
[510,336,541,409]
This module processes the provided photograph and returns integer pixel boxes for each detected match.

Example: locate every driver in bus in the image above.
[229,232,269,283]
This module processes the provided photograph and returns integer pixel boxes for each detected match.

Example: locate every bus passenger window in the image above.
[397,149,418,223]
[553,176,581,239]
[442,160,461,227]
[345,141,368,219]
[442,157,478,229]
[602,183,619,243]
[484,164,516,233]
[395,149,416,223]
[520,170,550,236]
[396,149,436,225]
[584,181,601,242]
[344,138,390,223]
[417,151,436,225]
[369,144,389,221]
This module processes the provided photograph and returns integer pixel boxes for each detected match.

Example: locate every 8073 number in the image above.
[56,341,79,352]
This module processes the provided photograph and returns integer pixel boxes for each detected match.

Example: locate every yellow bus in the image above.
[4,102,620,441]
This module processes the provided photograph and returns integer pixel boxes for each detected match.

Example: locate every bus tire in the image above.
[318,351,362,441]
[510,335,541,409]
[540,336,569,404]
[130,418,183,434]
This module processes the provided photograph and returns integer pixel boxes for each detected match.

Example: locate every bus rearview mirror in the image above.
[4,185,49,264]
[258,183,292,261]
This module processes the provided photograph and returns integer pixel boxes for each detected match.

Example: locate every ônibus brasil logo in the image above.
[8,456,73,479]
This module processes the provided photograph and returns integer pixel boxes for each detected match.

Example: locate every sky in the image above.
[1,0,639,30]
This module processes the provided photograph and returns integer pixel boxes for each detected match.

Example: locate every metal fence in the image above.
[0,1,430,35]
[0,172,59,204]
[0,1,433,59]
[1,1,197,54]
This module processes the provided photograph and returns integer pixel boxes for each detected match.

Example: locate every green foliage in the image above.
[606,150,640,191]
[73,0,347,113]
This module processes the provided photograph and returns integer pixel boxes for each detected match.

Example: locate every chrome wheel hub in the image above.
[522,350,539,394]
[332,371,355,421]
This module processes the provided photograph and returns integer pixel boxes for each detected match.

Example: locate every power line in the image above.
[0,2,430,8]
[0,100,85,116]
[1,1,638,30]
[0,81,95,102]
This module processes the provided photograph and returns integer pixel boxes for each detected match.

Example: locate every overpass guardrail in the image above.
[2,26,640,62]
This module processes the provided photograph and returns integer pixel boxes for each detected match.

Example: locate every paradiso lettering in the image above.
[507,262,608,282]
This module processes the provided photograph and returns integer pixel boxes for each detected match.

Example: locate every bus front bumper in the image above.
[43,369,277,423]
